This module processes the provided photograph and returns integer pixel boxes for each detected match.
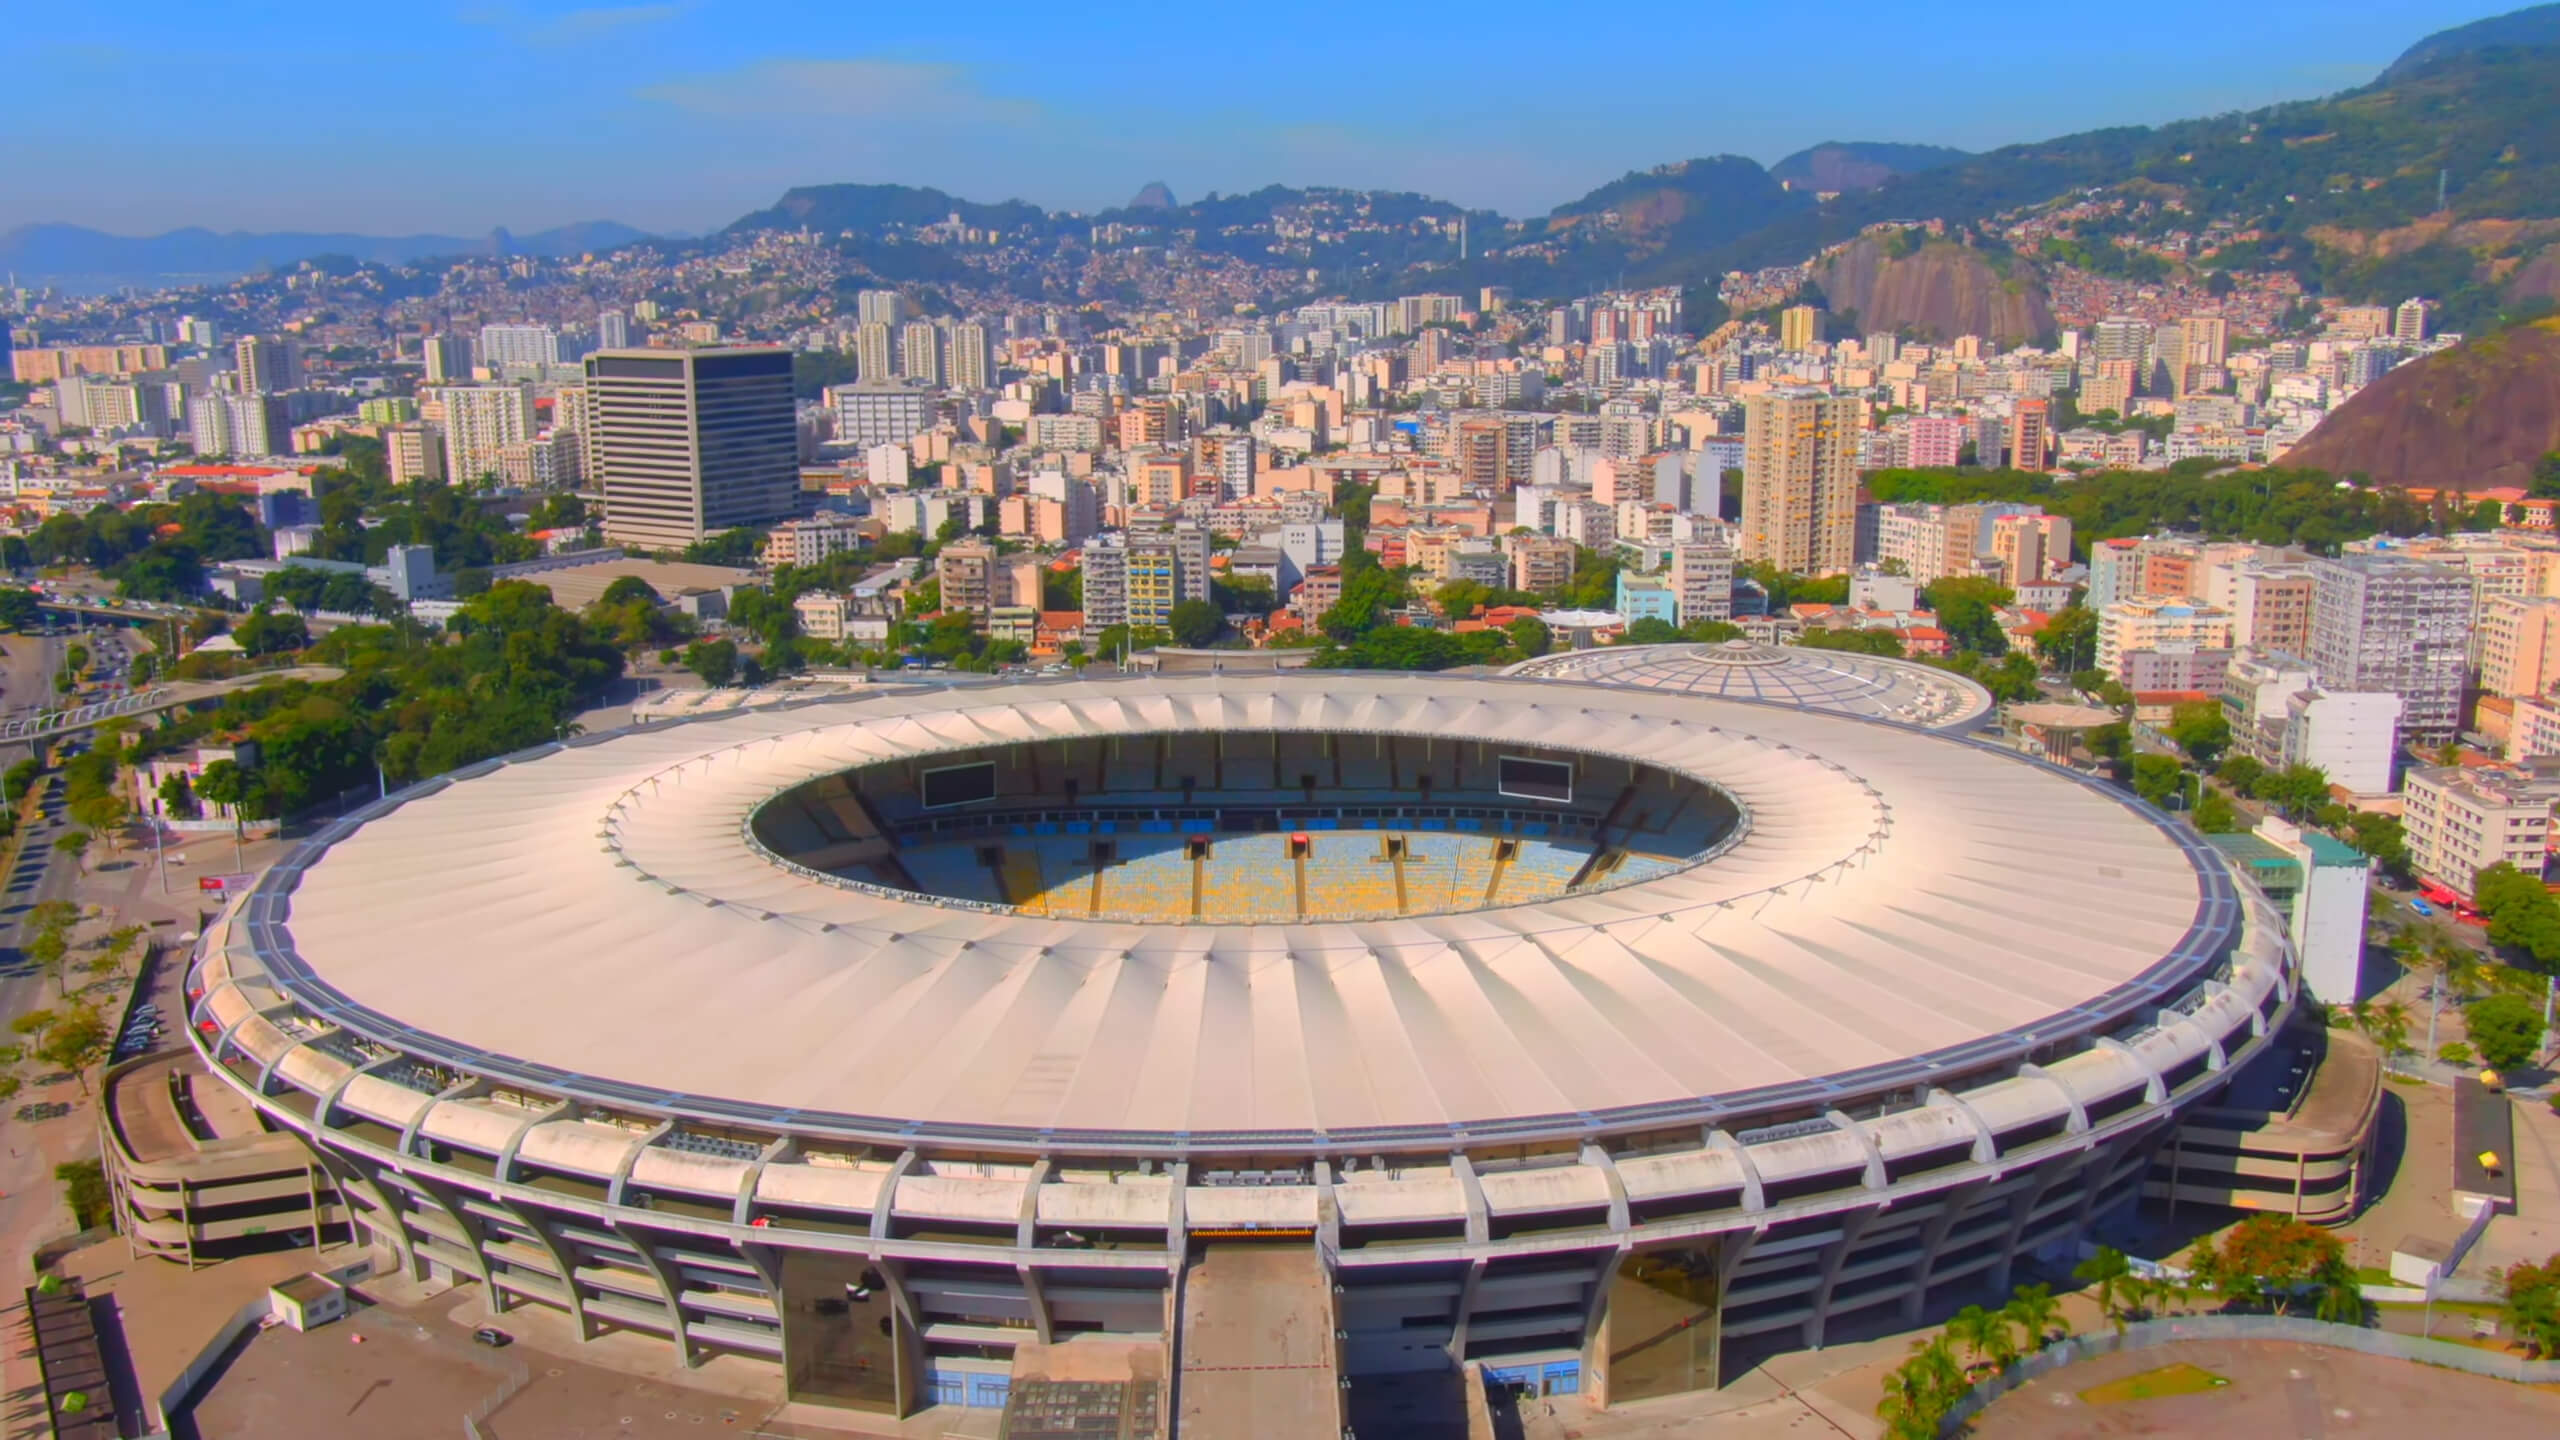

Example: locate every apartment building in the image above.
[765,514,868,569]
[1739,393,1858,576]
[2306,553,2473,744]
[2096,599,2235,681]
[2401,763,2560,898]
[432,382,536,488]
[2477,596,2560,700]
[1510,535,1577,595]
[936,540,999,624]
[1670,542,1735,626]
[2220,565,2317,656]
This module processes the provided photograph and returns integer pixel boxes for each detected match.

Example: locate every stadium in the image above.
[186,672,2293,1425]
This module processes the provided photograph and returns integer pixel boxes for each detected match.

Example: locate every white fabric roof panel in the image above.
[270,674,2217,1146]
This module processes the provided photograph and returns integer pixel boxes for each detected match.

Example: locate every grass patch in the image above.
[2355,1265,2398,1286]
[2079,1363,2231,1406]
[56,1158,108,1230]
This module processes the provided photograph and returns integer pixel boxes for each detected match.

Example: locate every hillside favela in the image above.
[9,3,2560,1439]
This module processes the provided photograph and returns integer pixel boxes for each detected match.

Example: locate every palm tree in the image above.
[1875,1335,1969,1440]
[1945,1304,2002,1373]
[2004,1282,2063,1349]
[2419,938,2487,1061]
[2116,1273,2154,1324]
[2366,1000,2414,1070]
[1875,1360,1935,1440]
[2314,1263,2364,1325]
[2074,1246,2133,1334]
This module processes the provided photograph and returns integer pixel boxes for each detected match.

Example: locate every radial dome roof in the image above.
[1503,640,1996,732]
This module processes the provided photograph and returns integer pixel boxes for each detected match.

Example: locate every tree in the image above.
[2035,605,2099,673]
[99,926,143,977]
[2364,999,2414,1069]
[1875,1336,1966,1440]
[2465,993,2544,1072]
[1167,599,1223,649]
[1945,1303,2017,1374]
[2206,1214,2349,1316]
[25,927,70,999]
[68,792,126,849]
[599,575,663,608]
[683,639,739,687]
[2506,1255,2560,1357]
[234,605,311,656]
[2251,763,2331,820]
[2074,1245,2133,1333]
[2003,1282,2061,1349]
[0,588,39,632]
[2132,753,2185,808]
[2215,753,2265,793]
[51,829,91,873]
[1506,616,1552,658]
[1922,576,2013,656]
[1621,617,1682,645]
[32,1005,108,1093]
[158,771,201,820]
[2167,701,2231,767]
[2341,810,2410,878]
[2476,861,2560,968]
[1796,628,1905,657]
[2193,786,2238,833]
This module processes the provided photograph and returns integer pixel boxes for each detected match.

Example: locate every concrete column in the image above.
[1900,1178,1992,1323]
[1802,1205,1881,1348]
[403,1168,504,1316]
[605,1219,698,1368]
[489,1194,594,1340]
[1446,1255,1488,1363]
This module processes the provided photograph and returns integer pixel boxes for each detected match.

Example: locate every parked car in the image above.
[473,1327,512,1348]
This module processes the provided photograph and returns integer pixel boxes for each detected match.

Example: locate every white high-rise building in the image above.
[856,323,895,384]
[479,324,562,372]
[433,383,537,486]
[899,321,942,386]
[421,334,466,383]
[597,311,629,350]
[856,289,906,328]
[2306,553,2473,745]
[947,322,993,391]
[833,384,935,450]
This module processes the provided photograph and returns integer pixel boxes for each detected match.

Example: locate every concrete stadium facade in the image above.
[185,673,2295,1419]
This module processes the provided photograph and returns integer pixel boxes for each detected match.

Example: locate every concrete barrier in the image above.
[146,1294,273,1439]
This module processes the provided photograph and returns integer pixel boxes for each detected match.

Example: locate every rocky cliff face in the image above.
[1813,236,2055,346]
[2281,319,2560,489]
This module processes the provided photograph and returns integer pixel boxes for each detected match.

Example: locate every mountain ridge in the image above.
[0,219,654,285]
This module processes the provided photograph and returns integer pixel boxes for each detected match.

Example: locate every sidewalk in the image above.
[0,826,290,1440]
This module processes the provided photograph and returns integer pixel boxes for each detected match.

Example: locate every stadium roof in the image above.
[263,674,2217,1147]
[1504,640,1997,732]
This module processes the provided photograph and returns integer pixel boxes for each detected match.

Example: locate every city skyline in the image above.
[7,0,2514,236]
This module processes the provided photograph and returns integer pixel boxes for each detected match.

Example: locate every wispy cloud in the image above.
[637,57,1041,123]
[458,3,683,47]
[543,4,681,42]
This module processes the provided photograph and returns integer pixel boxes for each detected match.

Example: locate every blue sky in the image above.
[4,0,2525,236]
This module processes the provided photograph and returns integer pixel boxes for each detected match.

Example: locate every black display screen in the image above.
[1497,756,1573,804]
[921,761,998,809]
